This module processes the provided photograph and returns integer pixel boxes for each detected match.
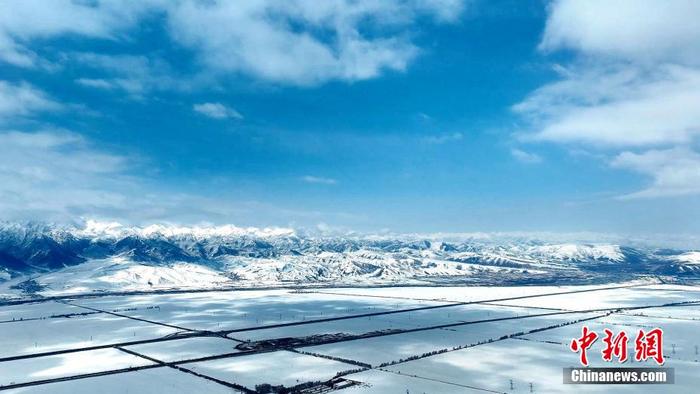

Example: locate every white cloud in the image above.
[541,0,700,64]
[510,148,542,164]
[71,53,186,98]
[611,148,700,199]
[0,0,467,86]
[0,1,158,68]
[75,78,115,90]
[0,81,62,118]
[515,65,700,146]
[423,132,463,144]
[516,0,700,198]
[164,1,443,85]
[193,102,243,120]
[301,175,338,185]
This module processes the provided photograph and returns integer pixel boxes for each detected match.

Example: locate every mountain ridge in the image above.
[1,221,698,297]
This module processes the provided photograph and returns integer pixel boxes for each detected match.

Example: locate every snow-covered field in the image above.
[5,368,235,394]
[0,283,698,393]
[1,348,153,387]
[0,312,179,358]
[230,303,552,343]
[495,288,700,310]
[122,336,240,363]
[304,312,600,366]
[71,290,436,332]
[367,338,699,393]
[184,351,355,390]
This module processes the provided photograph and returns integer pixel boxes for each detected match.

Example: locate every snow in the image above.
[379,335,699,393]
[0,348,153,387]
[76,220,296,239]
[4,367,235,394]
[123,336,240,362]
[308,282,641,303]
[183,350,353,390]
[0,313,180,358]
[4,221,700,303]
[1,258,231,296]
[338,369,475,393]
[673,251,700,264]
[72,289,434,332]
[304,312,598,366]
[97,262,229,289]
[0,301,86,321]
[231,303,529,343]
[5,221,698,300]
[526,312,700,362]
[621,304,700,320]
[527,244,625,262]
[496,288,700,310]
[1,284,699,393]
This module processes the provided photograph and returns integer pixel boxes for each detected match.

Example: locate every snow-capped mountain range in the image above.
[1,221,698,297]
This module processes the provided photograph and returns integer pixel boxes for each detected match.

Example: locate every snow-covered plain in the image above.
[524,312,700,363]
[1,348,153,387]
[183,350,355,390]
[0,283,698,393]
[122,336,240,363]
[0,301,86,321]
[0,313,180,358]
[4,368,235,394]
[231,303,550,343]
[495,288,700,310]
[303,312,601,366]
[71,289,438,332]
[306,281,658,303]
[374,336,699,393]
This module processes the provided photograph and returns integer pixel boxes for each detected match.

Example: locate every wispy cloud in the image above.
[423,132,463,144]
[514,65,700,147]
[71,53,187,98]
[193,102,243,120]
[0,130,132,220]
[0,81,62,118]
[0,1,155,68]
[301,175,338,185]
[611,148,700,199]
[510,148,542,164]
[75,78,115,90]
[0,130,354,225]
[416,112,433,121]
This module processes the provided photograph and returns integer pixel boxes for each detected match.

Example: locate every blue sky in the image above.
[1,0,699,235]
